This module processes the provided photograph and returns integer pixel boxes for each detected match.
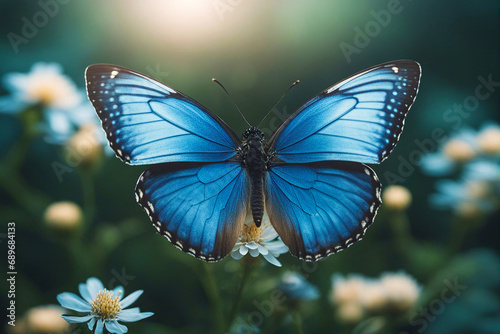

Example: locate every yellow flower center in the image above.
[443,139,475,162]
[466,181,490,199]
[90,289,122,320]
[240,223,263,242]
[477,128,500,154]
[66,124,103,165]
[27,84,59,106]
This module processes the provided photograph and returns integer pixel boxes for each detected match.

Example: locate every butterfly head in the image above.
[242,127,264,141]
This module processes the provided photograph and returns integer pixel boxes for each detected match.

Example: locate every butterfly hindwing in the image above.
[136,162,250,261]
[264,162,381,261]
[85,64,240,165]
[268,60,421,164]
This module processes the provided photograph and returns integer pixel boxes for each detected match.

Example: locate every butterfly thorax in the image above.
[241,127,267,227]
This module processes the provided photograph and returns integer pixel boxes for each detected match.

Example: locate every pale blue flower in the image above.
[476,121,500,156]
[0,62,100,143]
[57,277,153,333]
[420,127,477,176]
[277,272,319,301]
[422,122,500,217]
[229,318,261,334]
[231,212,289,267]
[420,122,500,177]
[430,178,497,216]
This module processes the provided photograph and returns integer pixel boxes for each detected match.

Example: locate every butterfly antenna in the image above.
[212,78,251,127]
[257,80,300,128]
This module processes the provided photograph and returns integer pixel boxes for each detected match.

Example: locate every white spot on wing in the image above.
[165,86,176,94]
[148,201,155,213]
[110,70,119,79]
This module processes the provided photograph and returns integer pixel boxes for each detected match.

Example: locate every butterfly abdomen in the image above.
[242,129,266,227]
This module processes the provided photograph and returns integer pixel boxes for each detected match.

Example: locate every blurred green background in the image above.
[0,1,499,333]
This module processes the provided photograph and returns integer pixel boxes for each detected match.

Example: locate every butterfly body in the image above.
[85,60,421,262]
[239,126,267,227]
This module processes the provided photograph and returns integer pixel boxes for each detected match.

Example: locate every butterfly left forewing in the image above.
[85,64,241,165]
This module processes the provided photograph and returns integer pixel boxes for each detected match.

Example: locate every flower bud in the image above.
[65,124,103,167]
[337,302,364,323]
[477,126,500,155]
[382,185,412,211]
[379,272,420,314]
[330,275,366,305]
[443,138,475,162]
[26,305,69,333]
[360,281,387,312]
[44,201,82,232]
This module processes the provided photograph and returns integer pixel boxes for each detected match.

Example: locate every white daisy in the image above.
[57,277,153,334]
[2,62,81,110]
[0,62,101,144]
[230,211,288,267]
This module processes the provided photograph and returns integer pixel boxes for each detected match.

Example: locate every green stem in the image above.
[291,311,304,334]
[200,262,225,334]
[68,238,93,279]
[3,129,33,170]
[79,170,96,233]
[447,215,481,255]
[0,168,50,215]
[225,260,255,332]
[262,310,284,334]
[0,106,50,216]
[387,210,414,254]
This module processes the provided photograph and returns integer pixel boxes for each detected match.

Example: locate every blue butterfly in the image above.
[85,60,421,262]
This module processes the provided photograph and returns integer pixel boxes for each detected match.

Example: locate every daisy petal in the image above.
[266,242,289,254]
[231,251,245,260]
[260,227,278,240]
[0,96,25,113]
[239,246,249,256]
[113,285,125,300]
[95,318,104,334]
[45,110,73,139]
[256,244,269,255]
[61,314,93,323]
[57,292,91,312]
[245,242,259,250]
[105,320,128,333]
[263,253,283,267]
[119,308,154,322]
[79,283,93,303]
[119,290,143,308]
[249,248,261,257]
[88,317,97,330]
[86,277,104,296]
